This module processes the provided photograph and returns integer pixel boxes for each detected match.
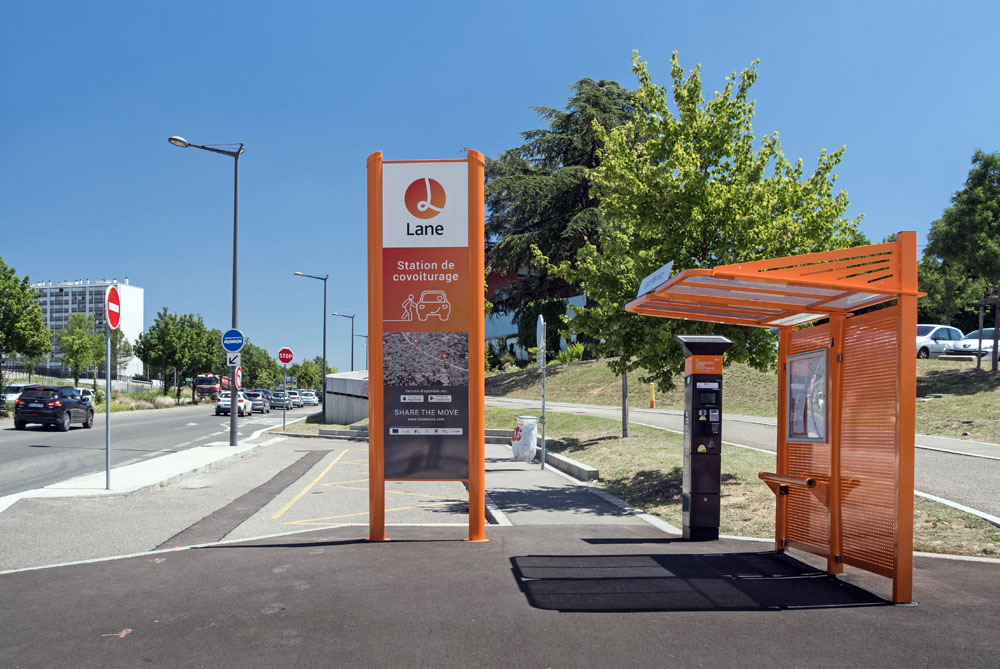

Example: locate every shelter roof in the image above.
[625,240,924,328]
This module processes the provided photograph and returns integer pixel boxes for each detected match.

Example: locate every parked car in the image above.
[270,391,292,409]
[943,328,996,359]
[245,391,271,414]
[916,324,964,359]
[13,385,95,431]
[2,384,27,404]
[254,389,273,403]
[75,388,97,404]
[215,390,250,416]
[287,390,303,408]
[300,390,319,406]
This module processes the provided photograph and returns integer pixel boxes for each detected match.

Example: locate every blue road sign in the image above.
[221,329,245,353]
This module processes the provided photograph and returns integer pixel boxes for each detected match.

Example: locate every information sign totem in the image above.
[367,150,486,542]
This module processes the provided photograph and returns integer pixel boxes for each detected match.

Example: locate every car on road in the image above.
[2,383,27,403]
[287,390,303,408]
[245,391,271,414]
[215,390,250,416]
[75,388,98,404]
[943,328,996,359]
[13,385,95,431]
[300,390,319,406]
[270,391,292,409]
[916,324,964,359]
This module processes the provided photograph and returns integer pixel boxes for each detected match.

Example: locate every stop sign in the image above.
[278,347,294,365]
[105,286,121,330]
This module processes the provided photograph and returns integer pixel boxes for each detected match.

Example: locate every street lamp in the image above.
[169,135,245,447]
[331,312,356,372]
[294,272,329,417]
[354,333,368,370]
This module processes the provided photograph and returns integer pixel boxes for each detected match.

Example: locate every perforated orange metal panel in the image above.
[784,325,833,554]
[839,307,899,576]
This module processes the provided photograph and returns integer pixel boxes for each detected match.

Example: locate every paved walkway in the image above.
[1,430,998,667]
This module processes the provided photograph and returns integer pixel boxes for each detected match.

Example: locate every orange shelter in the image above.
[625,232,922,603]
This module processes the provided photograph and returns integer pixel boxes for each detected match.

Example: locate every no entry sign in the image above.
[278,347,294,365]
[105,286,121,330]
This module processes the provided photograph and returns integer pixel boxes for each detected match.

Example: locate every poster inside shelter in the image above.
[381,161,470,479]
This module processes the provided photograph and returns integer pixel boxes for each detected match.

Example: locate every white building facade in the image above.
[33,278,144,377]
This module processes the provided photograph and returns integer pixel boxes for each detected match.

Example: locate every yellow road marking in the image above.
[319,478,369,486]
[270,449,349,520]
[323,485,465,501]
[285,500,462,524]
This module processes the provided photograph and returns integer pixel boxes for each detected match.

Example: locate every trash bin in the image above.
[512,416,538,462]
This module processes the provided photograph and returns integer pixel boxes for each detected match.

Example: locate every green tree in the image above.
[56,313,102,388]
[485,78,636,320]
[109,328,134,380]
[542,51,866,391]
[926,151,1000,290]
[290,359,321,391]
[917,256,985,333]
[516,299,565,354]
[136,308,212,400]
[241,342,276,391]
[0,258,52,403]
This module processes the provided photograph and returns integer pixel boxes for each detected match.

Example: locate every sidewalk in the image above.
[1,431,998,667]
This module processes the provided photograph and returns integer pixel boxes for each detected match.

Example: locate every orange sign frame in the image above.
[366,150,486,543]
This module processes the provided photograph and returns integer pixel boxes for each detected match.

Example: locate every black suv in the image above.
[14,386,95,431]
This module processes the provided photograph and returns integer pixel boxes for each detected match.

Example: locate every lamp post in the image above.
[331,312,356,372]
[294,272,329,416]
[354,334,369,370]
[169,136,245,447]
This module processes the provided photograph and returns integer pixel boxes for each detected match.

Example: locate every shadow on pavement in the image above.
[511,550,889,612]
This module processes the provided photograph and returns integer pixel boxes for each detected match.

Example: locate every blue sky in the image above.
[3,1,998,372]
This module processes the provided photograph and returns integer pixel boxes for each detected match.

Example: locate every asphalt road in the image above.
[0,404,298,497]
[486,397,1000,518]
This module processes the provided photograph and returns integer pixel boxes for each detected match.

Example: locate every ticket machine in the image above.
[675,334,733,541]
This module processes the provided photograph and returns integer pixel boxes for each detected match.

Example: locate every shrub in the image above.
[556,342,584,364]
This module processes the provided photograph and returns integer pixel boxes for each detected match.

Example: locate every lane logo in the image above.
[405,177,446,219]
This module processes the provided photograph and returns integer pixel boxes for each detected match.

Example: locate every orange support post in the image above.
[367,151,386,542]
[467,150,487,543]
[895,231,918,603]
[827,315,846,574]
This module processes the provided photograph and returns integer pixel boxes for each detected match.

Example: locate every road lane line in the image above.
[270,449,349,520]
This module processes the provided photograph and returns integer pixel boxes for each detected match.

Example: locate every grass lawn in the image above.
[485,407,1000,558]
[269,412,364,435]
[487,357,1000,442]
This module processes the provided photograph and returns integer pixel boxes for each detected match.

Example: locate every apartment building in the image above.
[33,278,144,377]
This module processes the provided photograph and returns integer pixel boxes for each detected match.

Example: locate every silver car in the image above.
[286,390,303,408]
[270,391,292,410]
[916,324,963,359]
[245,391,270,414]
[944,328,996,359]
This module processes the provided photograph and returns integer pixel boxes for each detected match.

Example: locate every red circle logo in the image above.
[404,178,446,219]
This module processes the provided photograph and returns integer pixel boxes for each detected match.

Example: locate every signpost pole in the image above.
[538,315,546,470]
[105,325,111,490]
[282,364,287,430]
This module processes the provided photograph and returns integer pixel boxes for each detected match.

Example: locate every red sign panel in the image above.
[235,366,243,390]
[105,286,121,330]
[278,347,294,364]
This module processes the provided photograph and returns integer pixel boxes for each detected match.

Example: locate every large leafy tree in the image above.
[925,150,1000,366]
[56,313,102,388]
[917,256,985,333]
[543,51,867,390]
[485,78,637,322]
[136,308,213,400]
[0,258,52,402]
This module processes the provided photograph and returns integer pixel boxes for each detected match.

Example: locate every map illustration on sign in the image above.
[400,290,451,322]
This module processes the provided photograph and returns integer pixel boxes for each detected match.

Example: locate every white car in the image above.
[286,390,303,408]
[916,324,963,359]
[300,390,319,406]
[2,384,26,404]
[75,388,97,404]
[944,329,996,359]
[215,390,250,416]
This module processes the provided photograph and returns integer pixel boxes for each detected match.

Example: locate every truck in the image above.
[194,373,231,401]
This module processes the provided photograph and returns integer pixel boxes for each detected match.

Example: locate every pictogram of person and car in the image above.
[401,290,451,322]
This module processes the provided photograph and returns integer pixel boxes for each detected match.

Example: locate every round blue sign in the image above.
[221,329,245,353]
